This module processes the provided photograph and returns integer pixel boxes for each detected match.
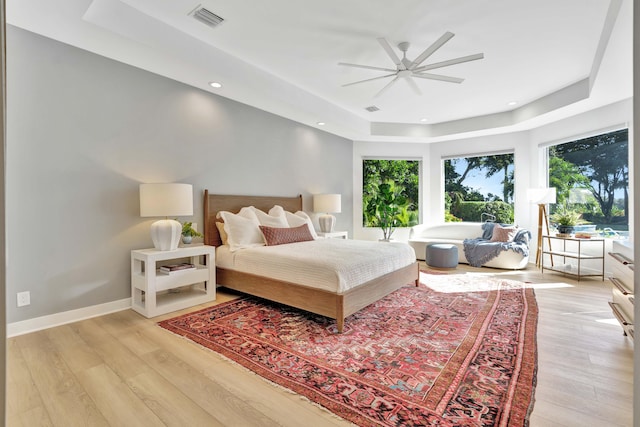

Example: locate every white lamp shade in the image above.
[313,194,341,213]
[140,183,193,251]
[527,187,556,205]
[140,183,193,217]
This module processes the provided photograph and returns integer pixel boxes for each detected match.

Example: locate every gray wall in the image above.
[7,26,353,323]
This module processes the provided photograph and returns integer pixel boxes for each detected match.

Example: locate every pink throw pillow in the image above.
[490,224,518,242]
[259,224,314,246]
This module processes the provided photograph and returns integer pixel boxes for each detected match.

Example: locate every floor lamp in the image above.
[527,188,556,268]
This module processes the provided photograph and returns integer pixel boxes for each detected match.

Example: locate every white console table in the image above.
[131,245,215,317]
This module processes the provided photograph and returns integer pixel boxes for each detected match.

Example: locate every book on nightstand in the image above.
[159,263,195,274]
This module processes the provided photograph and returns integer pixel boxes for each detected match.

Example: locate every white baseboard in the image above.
[7,298,132,337]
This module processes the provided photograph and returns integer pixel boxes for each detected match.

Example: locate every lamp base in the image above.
[150,219,182,251]
[318,214,336,233]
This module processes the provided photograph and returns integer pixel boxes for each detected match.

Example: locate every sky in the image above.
[452,158,512,201]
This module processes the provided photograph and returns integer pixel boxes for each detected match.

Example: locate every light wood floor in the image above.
[7,263,633,427]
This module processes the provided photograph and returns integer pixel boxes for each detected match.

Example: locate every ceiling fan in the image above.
[338,32,484,98]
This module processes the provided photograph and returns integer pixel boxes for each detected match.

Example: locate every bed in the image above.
[203,190,419,332]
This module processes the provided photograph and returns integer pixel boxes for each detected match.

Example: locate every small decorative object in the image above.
[181,221,203,244]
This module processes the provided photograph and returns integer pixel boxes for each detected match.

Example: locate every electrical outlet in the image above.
[17,291,30,307]
[192,223,197,232]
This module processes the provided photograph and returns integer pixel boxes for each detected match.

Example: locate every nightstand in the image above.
[317,231,348,239]
[131,245,215,317]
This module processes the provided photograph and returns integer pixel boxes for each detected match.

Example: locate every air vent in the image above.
[365,106,380,112]
[191,7,224,28]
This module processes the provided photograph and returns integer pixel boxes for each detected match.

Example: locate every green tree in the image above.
[444,154,514,221]
[363,159,419,227]
[548,155,590,206]
[363,180,417,240]
[444,158,484,206]
[483,154,514,203]
[550,129,628,221]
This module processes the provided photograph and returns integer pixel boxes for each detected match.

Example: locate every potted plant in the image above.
[181,221,203,244]
[364,181,417,241]
[550,206,581,235]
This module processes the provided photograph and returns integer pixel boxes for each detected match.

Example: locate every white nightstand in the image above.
[131,245,216,317]
[317,231,348,239]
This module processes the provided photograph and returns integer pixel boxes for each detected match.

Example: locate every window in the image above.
[444,153,515,223]
[548,128,629,234]
[362,159,419,231]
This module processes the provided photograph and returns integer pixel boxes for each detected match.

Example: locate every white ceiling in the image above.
[7,0,632,143]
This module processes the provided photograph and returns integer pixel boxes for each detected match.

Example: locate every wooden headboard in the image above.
[203,190,303,246]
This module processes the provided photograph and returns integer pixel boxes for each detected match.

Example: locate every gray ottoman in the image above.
[426,244,458,268]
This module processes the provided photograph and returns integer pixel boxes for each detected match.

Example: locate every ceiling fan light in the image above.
[340,33,483,98]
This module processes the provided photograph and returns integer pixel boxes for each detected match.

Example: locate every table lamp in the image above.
[527,187,556,267]
[140,183,193,251]
[313,194,341,233]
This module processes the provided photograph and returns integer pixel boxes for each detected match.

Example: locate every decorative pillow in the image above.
[217,207,263,251]
[284,211,318,239]
[259,224,314,246]
[254,206,289,228]
[215,221,228,245]
[490,223,518,242]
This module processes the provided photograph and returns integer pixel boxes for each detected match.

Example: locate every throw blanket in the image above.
[463,229,531,267]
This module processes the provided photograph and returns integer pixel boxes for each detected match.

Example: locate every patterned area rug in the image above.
[159,273,537,426]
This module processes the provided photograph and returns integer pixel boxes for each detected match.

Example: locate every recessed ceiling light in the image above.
[317,122,326,126]
[419,118,429,122]
[209,82,222,88]
[507,101,518,106]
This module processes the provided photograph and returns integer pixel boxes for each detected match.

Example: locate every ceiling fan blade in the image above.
[338,62,397,72]
[409,31,455,70]
[374,76,400,98]
[342,73,397,87]
[377,38,406,70]
[414,53,484,72]
[405,76,422,95]
[413,72,464,84]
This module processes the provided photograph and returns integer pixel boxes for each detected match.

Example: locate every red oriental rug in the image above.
[159,273,538,426]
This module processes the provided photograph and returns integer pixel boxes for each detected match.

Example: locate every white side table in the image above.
[317,231,348,239]
[131,245,216,317]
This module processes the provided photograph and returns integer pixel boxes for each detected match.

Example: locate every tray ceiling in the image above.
[8,0,632,142]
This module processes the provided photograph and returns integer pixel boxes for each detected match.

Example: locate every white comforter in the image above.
[215,239,416,293]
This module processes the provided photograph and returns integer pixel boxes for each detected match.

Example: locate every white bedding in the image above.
[215,238,416,293]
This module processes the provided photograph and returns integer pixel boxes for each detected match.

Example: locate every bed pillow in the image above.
[490,223,518,242]
[268,205,286,217]
[259,224,314,246]
[215,221,228,245]
[284,211,319,239]
[254,206,289,228]
[217,207,264,251]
